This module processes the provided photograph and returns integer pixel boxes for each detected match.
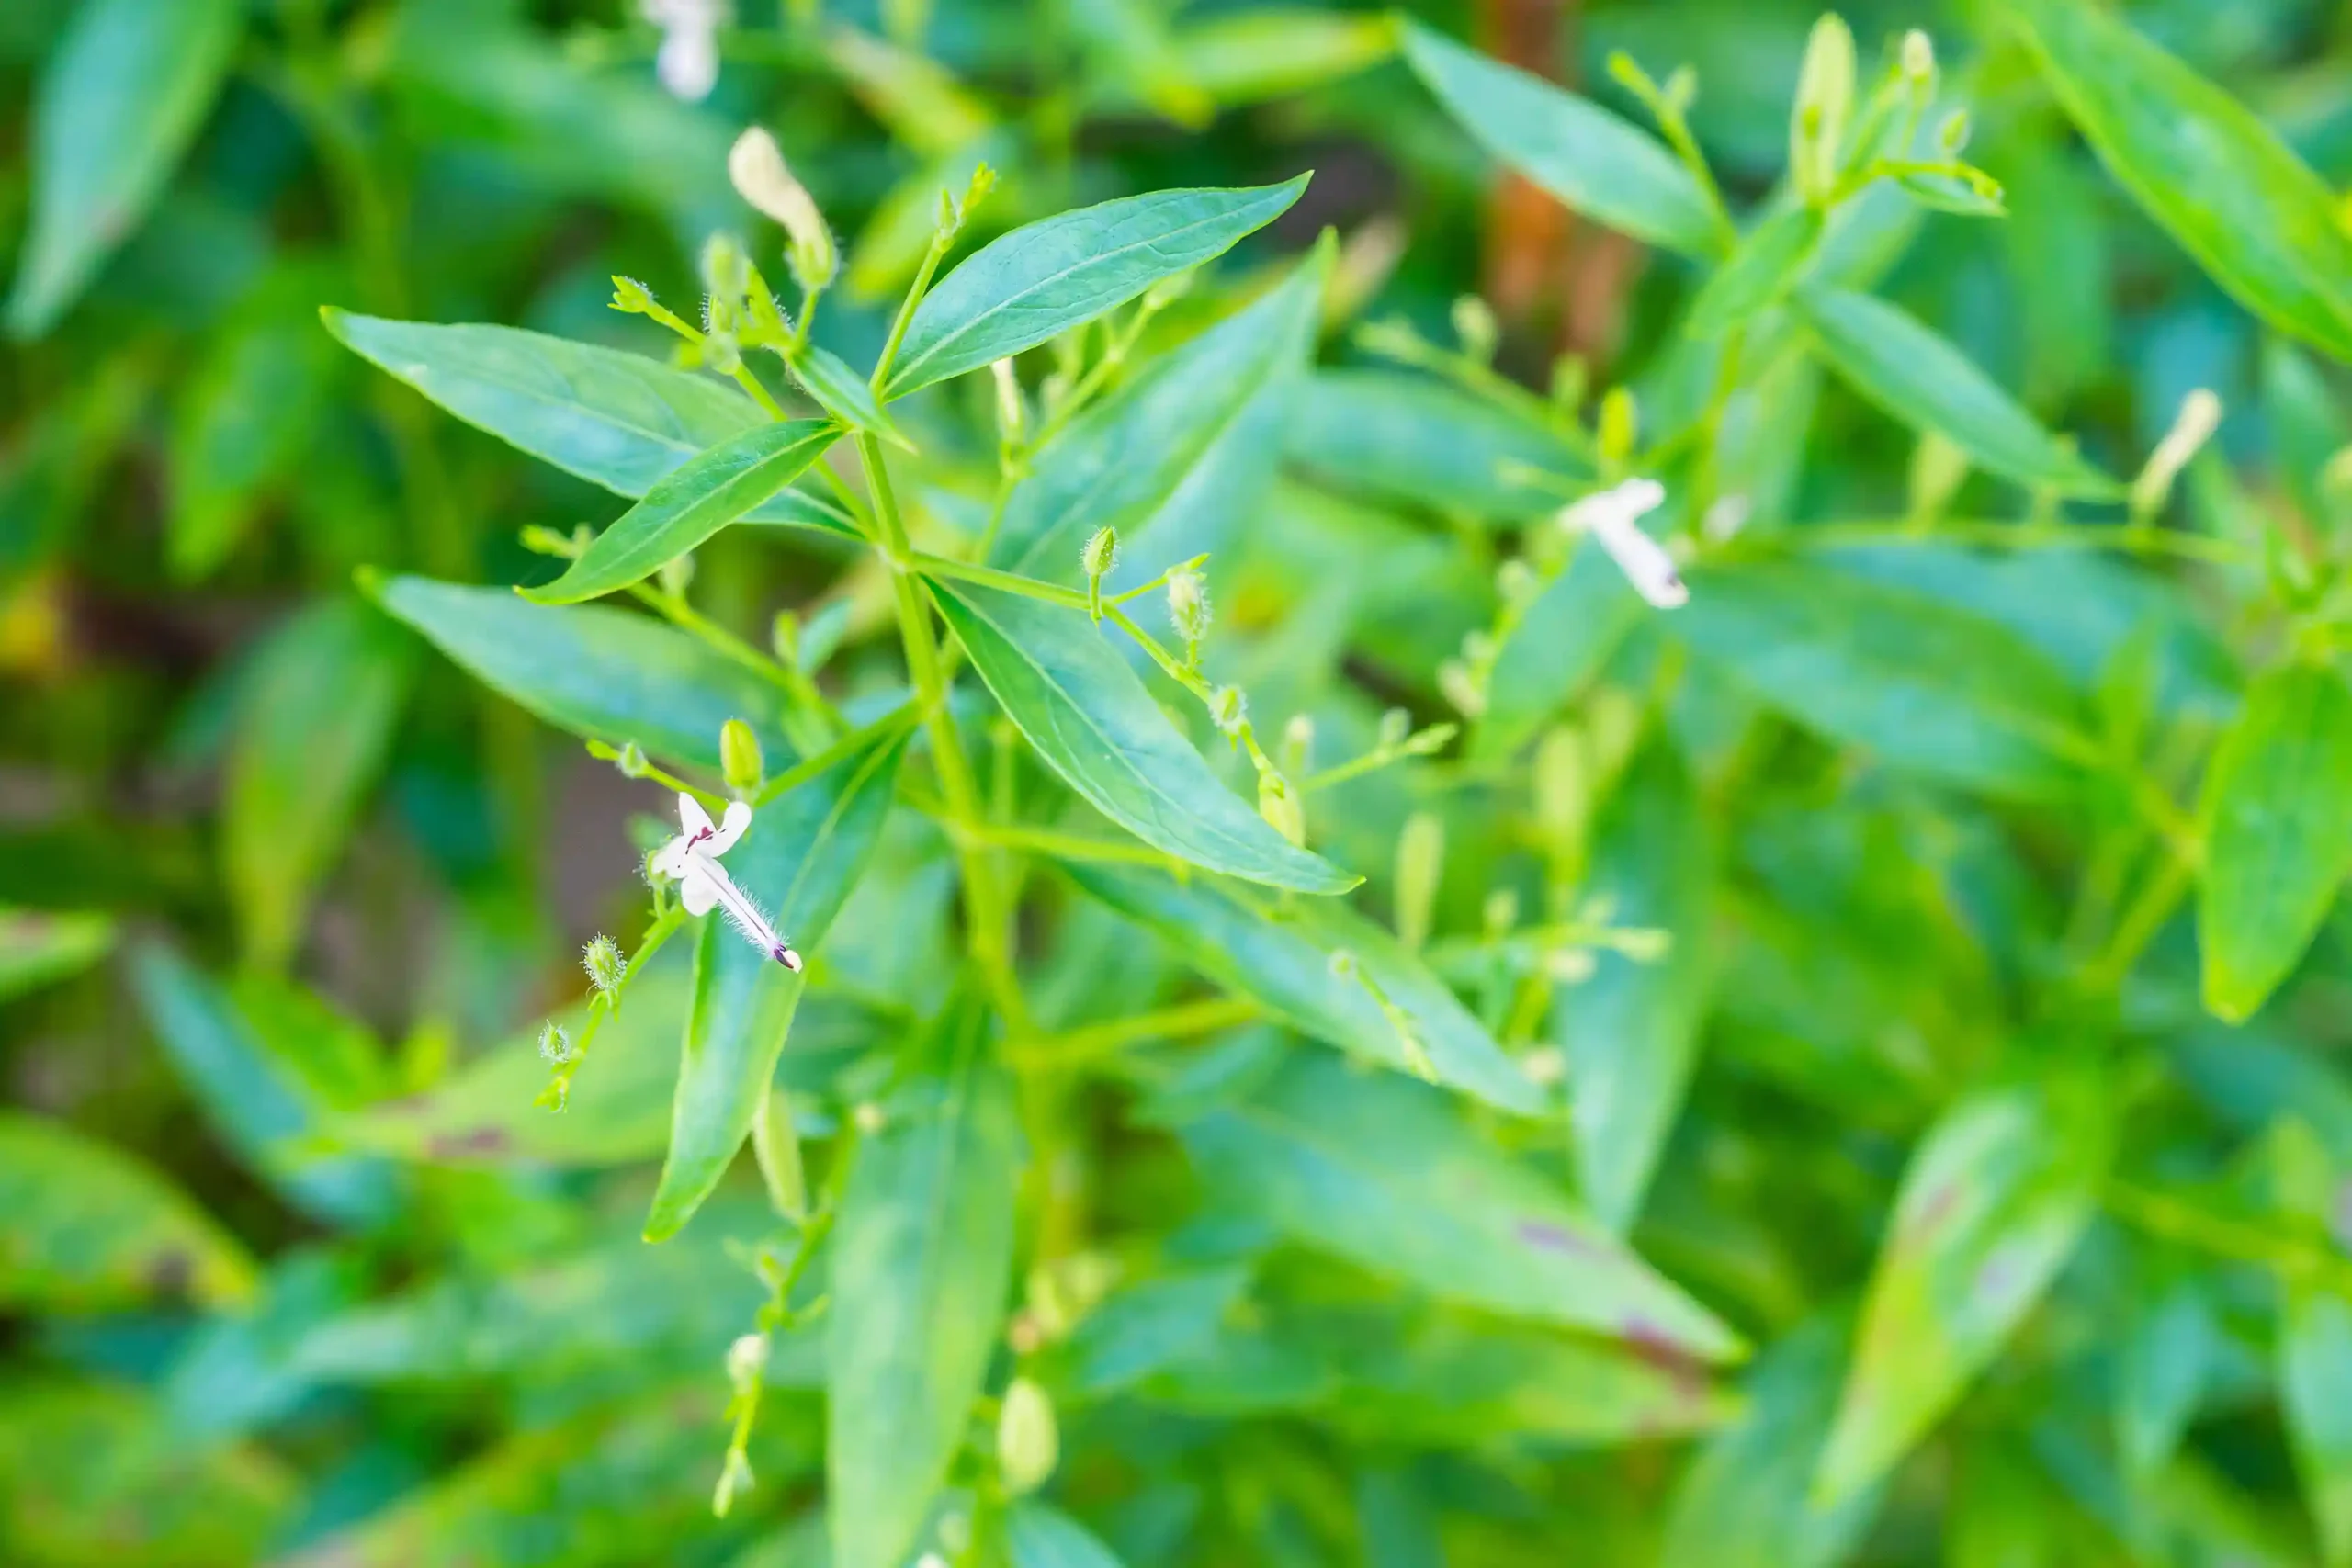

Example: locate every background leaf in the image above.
[1282,367,1587,524]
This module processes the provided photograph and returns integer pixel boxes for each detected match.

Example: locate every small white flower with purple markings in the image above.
[1559,478,1687,609]
[651,792,803,971]
[643,0,726,101]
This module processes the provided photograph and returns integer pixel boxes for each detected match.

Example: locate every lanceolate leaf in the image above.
[829,998,1020,1568]
[993,243,1326,582]
[2197,664,2352,1022]
[1796,287,2119,497]
[371,576,790,772]
[1556,740,1714,1235]
[1400,22,1720,257]
[1179,1054,1743,1360]
[785,342,914,451]
[0,1112,256,1312]
[1477,547,1643,760]
[644,728,909,1241]
[1677,559,2091,798]
[1006,1503,1126,1568]
[883,178,1308,397]
[223,600,413,971]
[1066,862,1542,1115]
[322,312,850,534]
[525,419,839,604]
[2007,0,2352,365]
[0,909,116,1004]
[1283,368,1588,523]
[6,0,244,338]
[1687,207,1823,340]
[1815,1073,2114,1504]
[927,579,1355,893]
[2282,1288,2352,1564]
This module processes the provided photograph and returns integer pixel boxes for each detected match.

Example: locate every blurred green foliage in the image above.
[13,0,2352,1563]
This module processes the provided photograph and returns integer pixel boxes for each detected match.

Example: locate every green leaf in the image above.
[2115,1278,2214,1476]
[0,908,115,1003]
[1659,1317,1886,1568]
[1676,558,2090,798]
[927,579,1354,893]
[1283,368,1589,523]
[1815,1073,2113,1504]
[992,244,1325,581]
[524,419,838,604]
[223,599,413,971]
[0,1111,255,1312]
[786,342,915,451]
[1687,207,1823,340]
[1795,287,2118,496]
[127,942,394,1226]
[2197,664,2352,1021]
[883,177,1308,397]
[168,289,341,580]
[6,0,243,338]
[1169,10,1396,107]
[644,728,909,1241]
[1555,740,1713,1234]
[1045,1265,1253,1400]
[1399,22,1720,257]
[1178,1054,1743,1360]
[322,312,850,534]
[2007,0,2352,365]
[1067,863,1542,1115]
[371,575,789,773]
[2281,1288,2352,1564]
[1007,1502,1126,1568]
[828,997,1020,1568]
[1477,547,1643,758]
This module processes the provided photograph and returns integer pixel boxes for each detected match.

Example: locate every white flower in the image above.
[652,792,802,970]
[1559,478,1686,609]
[644,0,725,101]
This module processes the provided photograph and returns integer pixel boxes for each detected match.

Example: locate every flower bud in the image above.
[1259,768,1305,847]
[1282,713,1314,776]
[701,231,750,306]
[1534,726,1589,870]
[1598,387,1639,468]
[1081,525,1118,584]
[991,358,1028,448]
[1451,295,1499,366]
[1394,811,1445,951]
[727,1331,770,1391]
[771,610,802,669]
[1544,946,1598,984]
[1791,12,1856,205]
[1210,685,1249,741]
[610,275,656,314]
[721,718,765,794]
[1937,107,1972,156]
[998,1377,1058,1494]
[1378,707,1413,750]
[538,1021,575,1064]
[617,740,650,779]
[1461,628,1498,671]
[1521,1044,1567,1087]
[1901,29,1936,89]
[728,128,838,291]
[1167,568,1211,659]
[1484,886,1521,937]
[582,934,628,996]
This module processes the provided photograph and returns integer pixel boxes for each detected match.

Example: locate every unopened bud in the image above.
[1451,295,1499,365]
[1534,727,1589,869]
[1598,387,1639,468]
[1497,558,1540,609]
[1168,568,1211,658]
[610,275,656,314]
[1483,886,1521,937]
[538,1021,575,1063]
[1081,525,1118,584]
[2132,388,2223,519]
[998,1379,1058,1495]
[1937,108,1972,156]
[1544,947,1598,985]
[1395,811,1445,951]
[582,935,627,996]
[727,1332,770,1390]
[729,128,837,290]
[1378,707,1413,750]
[1901,29,1936,88]
[1210,685,1249,740]
[721,718,765,794]
[1402,721,1457,756]
[1792,13,1856,204]
[991,358,1028,447]
[1282,713,1315,776]
[771,610,802,668]
[701,232,750,305]
[616,740,650,779]
[1521,1044,1567,1087]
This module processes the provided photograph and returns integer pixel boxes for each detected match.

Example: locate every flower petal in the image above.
[651,836,695,880]
[679,867,719,917]
[678,791,716,840]
[708,800,752,857]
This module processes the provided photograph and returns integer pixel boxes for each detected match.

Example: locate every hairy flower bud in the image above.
[538,1021,575,1064]
[610,275,656,314]
[1210,685,1249,741]
[617,740,650,779]
[999,1378,1058,1495]
[729,128,838,291]
[727,1331,770,1391]
[1167,568,1211,662]
[1901,28,1936,88]
[721,718,764,794]
[582,935,628,996]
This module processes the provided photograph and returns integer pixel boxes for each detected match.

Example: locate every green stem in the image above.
[1004,997,1264,1071]
[870,231,954,392]
[2104,1180,2352,1297]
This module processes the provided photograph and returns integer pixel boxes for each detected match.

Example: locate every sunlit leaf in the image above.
[0,908,115,1003]
[1687,207,1823,340]
[1007,1501,1128,1568]
[1283,367,1588,523]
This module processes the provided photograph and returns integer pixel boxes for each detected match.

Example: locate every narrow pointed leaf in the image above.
[0,1111,256,1312]
[2197,664,2352,1021]
[1400,22,1719,256]
[322,312,850,533]
[1283,368,1589,523]
[1815,1074,2113,1504]
[644,728,909,1240]
[2282,1289,2352,1564]
[1067,862,1541,1114]
[1007,1503,1127,1568]
[7,0,243,338]
[2007,0,2352,365]
[786,342,915,450]
[1688,207,1823,339]
[1556,740,1713,1234]
[2117,1279,2215,1475]
[993,245,1325,581]
[525,418,838,604]
[1796,287,2119,496]
[1178,1055,1742,1360]
[223,600,413,970]
[829,998,1020,1568]
[371,575,789,771]
[1677,559,2090,798]
[928,579,1355,892]
[0,909,115,1004]
[884,177,1308,396]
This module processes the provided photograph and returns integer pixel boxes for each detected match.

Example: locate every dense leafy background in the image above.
[12,0,2352,1563]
